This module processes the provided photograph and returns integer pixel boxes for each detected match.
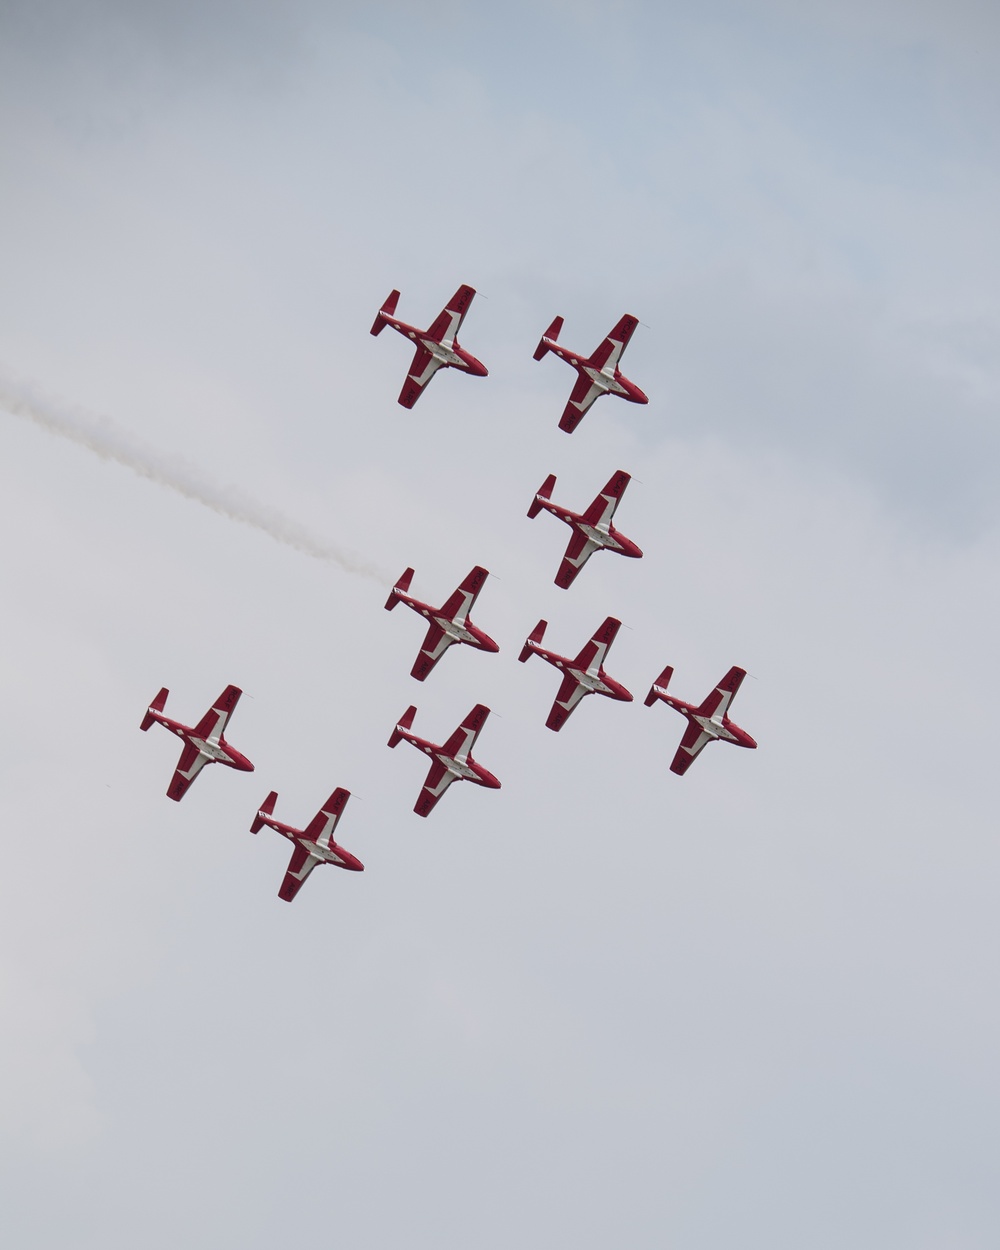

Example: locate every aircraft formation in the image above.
[141,283,757,901]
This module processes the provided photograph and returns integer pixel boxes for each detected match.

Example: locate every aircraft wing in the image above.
[545,673,589,732]
[414,760,458,817]
[167,742,209,801]
[440,703,490,761]
[587,314,639,372]
[426,284,476,344]
[558,373,605,433]
[302,788,350,849]
[193,685,242,741]
[554,530,598,589]
[696,667,747,719]
[581,470,631,528]
[411,623,454,681]
[670,722,714,776]
[278,844,321,902]
[438,565,488,626]
[399,347,444,408]
[573,616,622,674]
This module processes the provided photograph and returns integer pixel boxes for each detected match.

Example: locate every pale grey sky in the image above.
[1,3,998,1247]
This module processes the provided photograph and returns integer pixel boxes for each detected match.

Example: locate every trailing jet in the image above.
[388,703,500,817]
[385,565,499,680]
[140,684,253,801]
[251,788,364,902]
[644,665,757,775]
[528,469,642,589]
[533,312,648,433]
[370,283,488,408]
[518,617,633,731]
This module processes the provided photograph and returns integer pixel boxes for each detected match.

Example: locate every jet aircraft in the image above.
[140,684,254,801]
[370,283,488,408]
[385,565,499,680]
[251,788,364,902]
[644,665,757,775]
[528,469,642,589]
[533,312,648,433]
[388,703,500,817]
[518,617,633,731]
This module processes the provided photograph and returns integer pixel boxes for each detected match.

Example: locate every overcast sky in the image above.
[1,3,999,1247]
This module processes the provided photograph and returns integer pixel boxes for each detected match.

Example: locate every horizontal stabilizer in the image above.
[527,474,556,519]
[645,665,673,706]
[518,620,547,663]
[251,791,278,834]
[389,705,417,748]
[533,315,563,361]
[141,687,169,732]
[385,567,414,611]
[370,289,400,336]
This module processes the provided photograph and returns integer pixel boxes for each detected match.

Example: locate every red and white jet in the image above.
[140,684,254,801]
[370,283,488,408]
[644,665,758,775]
[533,312,648,433]
[385,565,499,680]
[251,788,364,902]
[528,469,643,589]
[518,617,633,731]
[388,703,500,817]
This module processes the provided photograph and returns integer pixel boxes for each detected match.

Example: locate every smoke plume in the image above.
[0,379,383,579]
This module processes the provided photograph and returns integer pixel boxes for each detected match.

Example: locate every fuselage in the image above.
[384,316,488,376]
[405,731,501,788]
[544,341,648,404]
[653,693,757,750]
[395,592,498,651]
[264,819,363,871]
[533,647,632,702]
[160,717,253,770]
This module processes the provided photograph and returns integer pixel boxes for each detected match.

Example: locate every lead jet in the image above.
[388,703,500,817]
[518,617,633,731]
[370,283,488,408]
[644,665,757,775]
[140,684,254,801]
[251,788,364,902]
[533,312,648,433]
[528,469,642,589]
[385,565,499,680]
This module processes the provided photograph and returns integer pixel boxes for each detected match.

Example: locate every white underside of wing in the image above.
[557,680,590,712]
[566,539,600,569]
[289,853,321,883]
[412,354,445,386]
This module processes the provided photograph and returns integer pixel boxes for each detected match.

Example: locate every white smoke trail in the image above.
[0,378,384,580]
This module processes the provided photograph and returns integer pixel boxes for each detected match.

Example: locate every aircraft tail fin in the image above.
[385,567,414,611]
[388,705,417,748]
[370,290,400,336]
[645,665,673,706]
[527,474,556,519]
[141,687,169,731]
[518,620,547,663]
[251,791,278,834]
[533,316,563,361]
